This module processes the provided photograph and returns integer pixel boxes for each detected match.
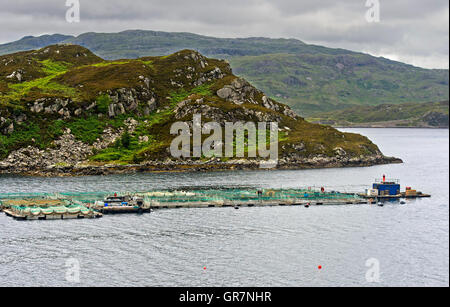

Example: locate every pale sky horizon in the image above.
[1,0,448,69]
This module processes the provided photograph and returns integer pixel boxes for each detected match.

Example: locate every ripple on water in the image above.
[0,128,448,286]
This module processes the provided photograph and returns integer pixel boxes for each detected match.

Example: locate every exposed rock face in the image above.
[106,88,155,117]
[216,78,261,105]
[422,111,449,127]
[6,70,23,82]
[194,67,225,87]
[30,98,72,119]
[0,116,14,134]
[215,78,298,120]
[174,98,283,123]
[27,88,159,120]
[144,97,157,115]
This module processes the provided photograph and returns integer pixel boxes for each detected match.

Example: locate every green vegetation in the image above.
[66,117,106,144]
[0,58,77,102]
[96,94,111,114]
[120,130,131,149]
[0,119,65,159]
[169,84,212,103]
[39,59,70,74]
[89,118,160,164]
[139,59,154,69]
[90,60,131,67]
[0,123,40,158]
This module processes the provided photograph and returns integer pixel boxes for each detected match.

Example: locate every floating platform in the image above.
[361,176,431,200]
[0,198,102,221]
[148,199,372,210]
[141,188,368,209]
[3,208,102,220]
[97,206,152,214]
[90,195,152,214]
[359,193,431,200]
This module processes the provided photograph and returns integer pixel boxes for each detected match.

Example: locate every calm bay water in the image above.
[0,128,448,287]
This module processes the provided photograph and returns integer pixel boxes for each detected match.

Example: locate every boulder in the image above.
[217,87,233,99]
[5,123,14,134]
[6,70,23,82]
[108,104,115,117]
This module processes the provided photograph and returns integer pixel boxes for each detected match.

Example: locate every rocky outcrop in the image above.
[194,67,225,87]
[216,78,298,119]
[30,97,73,119]
[27,88,159,120]
[106,88,156,118]
[0,116,15,134]
[6,70,23,82]
[216,78,262,106]
[174,98,283,123]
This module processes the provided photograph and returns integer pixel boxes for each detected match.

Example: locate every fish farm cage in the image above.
[0,198,100,220]
[0,188,362,207]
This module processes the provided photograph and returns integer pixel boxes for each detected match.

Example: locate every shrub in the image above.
[96,94,111,114]
[67,117,105,144]
[120,130,131,149]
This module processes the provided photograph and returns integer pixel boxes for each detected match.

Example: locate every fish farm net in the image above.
[141,189,360,204]
[1,188,361,207]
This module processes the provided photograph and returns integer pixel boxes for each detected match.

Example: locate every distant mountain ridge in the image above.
[1,30,448,116]
[0,30,343,58]
[0,34,73,55]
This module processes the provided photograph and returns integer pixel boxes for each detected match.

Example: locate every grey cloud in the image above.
[0,0,448,68]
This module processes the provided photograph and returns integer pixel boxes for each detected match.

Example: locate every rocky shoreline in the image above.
[0,123,403,177]
[0,155,402,177]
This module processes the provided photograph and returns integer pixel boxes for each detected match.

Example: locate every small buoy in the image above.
[400,201,406,205]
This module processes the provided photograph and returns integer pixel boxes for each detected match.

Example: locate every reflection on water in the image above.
[0,128,448,286]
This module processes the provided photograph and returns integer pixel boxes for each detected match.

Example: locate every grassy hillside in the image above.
[0,44,388,169]
[1,30,447,117]
[230,54,449,115]
[309,101,449,128]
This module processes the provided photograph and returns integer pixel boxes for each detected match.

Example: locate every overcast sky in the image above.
[0,0,448,69]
